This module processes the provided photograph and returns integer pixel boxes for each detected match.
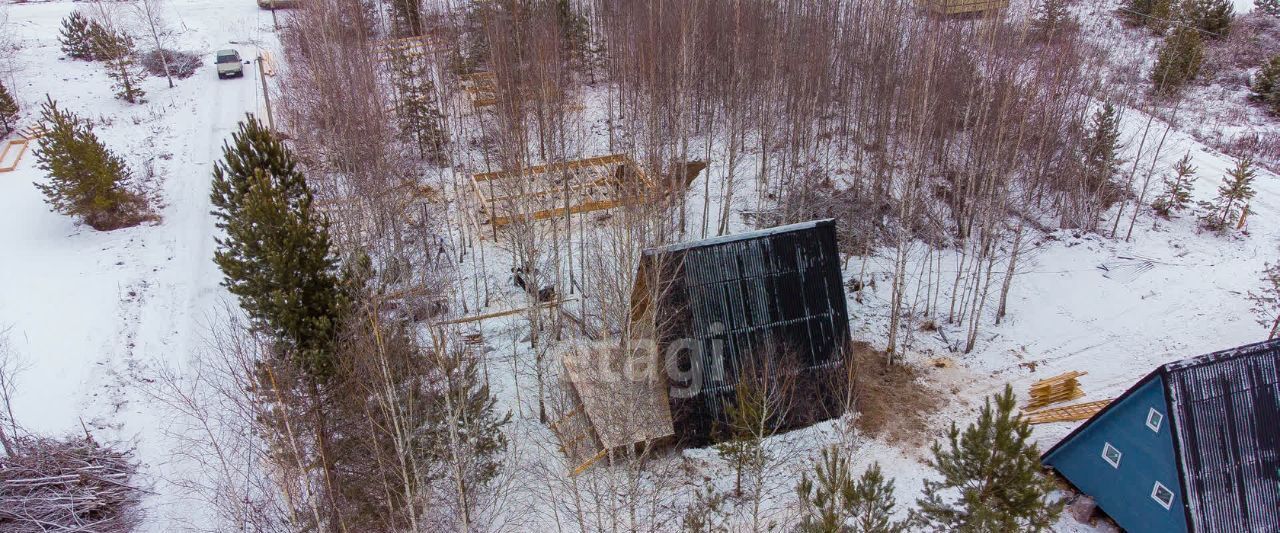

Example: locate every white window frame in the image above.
[1146,408,1164,433]
[1101,442,1122,468]
[1151,481,1174,510]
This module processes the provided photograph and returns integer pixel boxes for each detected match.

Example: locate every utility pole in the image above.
[270,0,279,30]
[257,54,275,130]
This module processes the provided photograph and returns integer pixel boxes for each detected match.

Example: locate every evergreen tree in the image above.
[714,374,772,498]
[58,12,102,60]
[389,50,449,166]
[1031,0,1076,42]
[914,385,1062,532]
[425,341,511,493]
[1082,103,1123,196]
[1199,155,1257,231]
[391,0,424,37]
[556,0,590,68]
[33,97,147,231]
[1258,0,1280,17]
[0,83,19,136]
[1151,27,1204,96]
[1152,152,1197,216]
[210,115,347,378]
[1121,0,1175,31]
[1250,55,1280,115]
[683,484,728,533]
[797,447,907,533]
[94,28,145,103]
[1180,0,1234,37]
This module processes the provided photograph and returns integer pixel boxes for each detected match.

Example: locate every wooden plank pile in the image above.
[0,436,144,532]
[1024,371,1086,411]
[1020,370,1114,425]
[0,124,48,173]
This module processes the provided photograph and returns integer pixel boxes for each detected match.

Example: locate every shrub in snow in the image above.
[1180,0,1235,37]
[797,447,907,533]
[141,49,202,80]
[33,97,151,231]
[58,12,104,61]
[1031,0,1078,42]
[1152,26,1204,96]
[1122,0,1175,32]
[1259,0,1280,16]
[0,83,18,137]
[1251,55,1280,114]
[913,384,1062,532]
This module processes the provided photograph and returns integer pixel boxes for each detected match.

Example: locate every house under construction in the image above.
[554,219,851,473]
[470,154,651,228]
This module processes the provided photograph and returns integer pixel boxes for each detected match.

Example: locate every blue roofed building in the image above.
[1041,339,1280,533]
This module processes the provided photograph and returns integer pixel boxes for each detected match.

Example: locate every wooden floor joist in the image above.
[471,153,652,228]
[432,298,571,325]
[1023,399,1112,425]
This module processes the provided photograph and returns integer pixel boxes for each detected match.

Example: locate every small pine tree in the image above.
[391,0,424,37]
[210,115,347,378]
[683,484,729,533]
[914,384,1062,532]
[388,50,449,166]
[59,12,101,60]
[1121,0,1175,31]
[797,447,907,533]
[1031,0,1076,42]
[1199,155,1257,231]
[1250,55,1280,115]
[1152,152,1197,216]
[1180,0,1234,37]
[1258,0,1280,17]
[0,83,19,136]
[425,340,511,502]
[1082,103,1123,197]
[1249,262,1280,339]
[33,97,147,230]
[1151,27,1204,96]
[715,377,771,498]
[94,28,146,103]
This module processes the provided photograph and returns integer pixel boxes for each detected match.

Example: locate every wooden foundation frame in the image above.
[470,154,651,228]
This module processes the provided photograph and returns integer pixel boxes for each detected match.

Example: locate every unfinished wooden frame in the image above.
[470,154,651,228]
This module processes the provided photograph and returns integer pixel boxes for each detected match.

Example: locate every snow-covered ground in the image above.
[0,0,1277,531]
[0,0,276,527]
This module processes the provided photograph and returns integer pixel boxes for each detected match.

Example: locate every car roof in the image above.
[216,49,238,55]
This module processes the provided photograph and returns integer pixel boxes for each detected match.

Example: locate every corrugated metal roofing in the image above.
[1164,340,1280,533]
[640,219,850,443]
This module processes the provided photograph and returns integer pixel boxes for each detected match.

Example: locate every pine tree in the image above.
[425,341,510,493]
[210,115,347,378]
[1151,27,1204,96]
[391,0,424,37]
[1251,55,1280,114]
[1248,262,1280,339]
[1082,103,1123,196]
[33,97,147,231]
[797,447,907,533]
[59,12,102,60]
[1152,152,1197,216]
[94,28,145,103]
[1258,0,1280,16]
[1199,155,1257,231]
[1121,0,1175,31]
[389,50,449,166]
[1031,0,1075,42]
[714,375,771,498]
[556,0,590,67]
[914,384,1062,532]
[0,83,19,136]
[1180,0,1234,37]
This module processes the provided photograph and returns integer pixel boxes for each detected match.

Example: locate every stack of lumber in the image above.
[1024,370,1086,410]
[1023,399,1112,424]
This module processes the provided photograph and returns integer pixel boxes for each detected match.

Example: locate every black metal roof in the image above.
[1042,339,1280,533]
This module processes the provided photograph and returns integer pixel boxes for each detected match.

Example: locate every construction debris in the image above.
[1025,370,1087,411]
[1023,399,1113,425]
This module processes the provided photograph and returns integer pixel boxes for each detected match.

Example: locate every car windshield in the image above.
[216,53,238,64]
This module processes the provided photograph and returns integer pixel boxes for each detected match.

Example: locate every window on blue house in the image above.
[1101,442,1121,468]
[1151,481,1174,509]
[1147,408,1163,433]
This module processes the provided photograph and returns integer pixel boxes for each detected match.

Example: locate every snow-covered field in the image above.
[0,0,1276,531]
